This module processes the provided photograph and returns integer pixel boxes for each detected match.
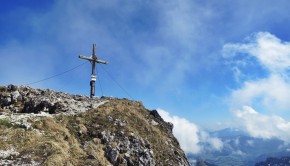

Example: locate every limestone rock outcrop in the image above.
[0,85,190,166]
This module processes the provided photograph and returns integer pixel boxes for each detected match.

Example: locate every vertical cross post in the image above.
[79,44,108,98]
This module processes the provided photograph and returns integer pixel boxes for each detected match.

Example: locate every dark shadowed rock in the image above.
[0,94,11,107]
[23,100,37,113]
[150,110,163,120]
[106,146,119,164]
[7,84,17,91]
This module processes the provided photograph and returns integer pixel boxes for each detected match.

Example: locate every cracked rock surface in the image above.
[0,85,103,115]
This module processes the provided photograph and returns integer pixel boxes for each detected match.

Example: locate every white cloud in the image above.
[157,109,223,154]
[223,32,290,112]
[230,74,290,111]
[200,131,223,151]
[157,109,200,153]
[223,32,290,73]
[234,106,290,142]
[223,32,290,142]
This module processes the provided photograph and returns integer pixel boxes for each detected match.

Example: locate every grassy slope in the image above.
[0,98,186,165]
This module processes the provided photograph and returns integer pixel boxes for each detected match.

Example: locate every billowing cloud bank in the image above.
[158,109,223,154]
[235,106,290,142]
[223,32,290,141]
[224,32,290,111]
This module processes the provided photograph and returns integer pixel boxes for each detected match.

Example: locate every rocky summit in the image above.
[0,85,190,166]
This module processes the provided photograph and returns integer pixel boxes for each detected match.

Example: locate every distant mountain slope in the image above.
[189,127,290,166]
[0,85,190,165]
[255,156,290,166]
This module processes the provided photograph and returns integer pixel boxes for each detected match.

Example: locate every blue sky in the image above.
[2,0,290,154]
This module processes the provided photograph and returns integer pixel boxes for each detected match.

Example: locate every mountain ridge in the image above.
[0,84,190,165]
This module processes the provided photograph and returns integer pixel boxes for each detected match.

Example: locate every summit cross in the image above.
[79,44,108,98]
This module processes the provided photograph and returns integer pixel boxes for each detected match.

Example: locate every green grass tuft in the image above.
[0,118,13,128]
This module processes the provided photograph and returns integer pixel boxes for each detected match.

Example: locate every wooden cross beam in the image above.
[79,44,108,98]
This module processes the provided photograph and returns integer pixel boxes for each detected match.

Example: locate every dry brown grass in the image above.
[93,99,183,165]
[0,98,186,165]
